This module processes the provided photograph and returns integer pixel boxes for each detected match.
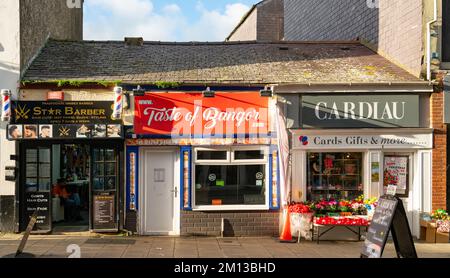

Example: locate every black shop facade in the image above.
[8,95,125,233]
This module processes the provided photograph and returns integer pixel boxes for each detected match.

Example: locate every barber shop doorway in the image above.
[18,140,123,234]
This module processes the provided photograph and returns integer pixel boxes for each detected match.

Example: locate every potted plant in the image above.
[339,200,352,217]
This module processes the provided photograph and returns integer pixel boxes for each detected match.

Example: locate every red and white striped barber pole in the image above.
[1,89,12,122]
[112,86,123,120]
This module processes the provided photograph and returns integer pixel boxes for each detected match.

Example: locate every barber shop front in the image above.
[8,95,124,233]
[289,93,433,238]
[125,90,281,236]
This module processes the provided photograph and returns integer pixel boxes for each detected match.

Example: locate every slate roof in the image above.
[22,39,426,85]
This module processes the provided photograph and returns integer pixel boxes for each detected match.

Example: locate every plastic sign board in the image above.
[46,91,64,101]
[134,92,269,137]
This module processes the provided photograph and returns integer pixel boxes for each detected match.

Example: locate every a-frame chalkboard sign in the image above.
[361,195,417,258]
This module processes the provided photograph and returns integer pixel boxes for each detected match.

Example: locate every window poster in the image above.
[371,162,380,182]
[383,156,408,195]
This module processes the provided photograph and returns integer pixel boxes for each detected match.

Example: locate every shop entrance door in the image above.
[140,149,179,235]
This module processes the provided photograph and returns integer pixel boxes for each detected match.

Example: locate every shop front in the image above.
[8,98,124,233]
[289,94,434,238]
[125,91,281,236]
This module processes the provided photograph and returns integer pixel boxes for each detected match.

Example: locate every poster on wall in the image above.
[371,162,380,182]
[383,156,408,195]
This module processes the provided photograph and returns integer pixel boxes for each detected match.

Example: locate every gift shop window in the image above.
[193,147,269,209]
[307,152,363,201]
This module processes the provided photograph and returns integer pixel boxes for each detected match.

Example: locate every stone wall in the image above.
[284,0,423,77]
[20,0,83,69]
[227,8,257,41]
[227,0,284,41]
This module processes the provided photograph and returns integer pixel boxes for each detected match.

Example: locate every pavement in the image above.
[1,233,450,258]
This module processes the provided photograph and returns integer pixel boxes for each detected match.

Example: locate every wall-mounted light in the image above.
[260,86,273,97]
[1,89,12,122]
[123,91,130,110]
[202,87,215,98]
[133,85,146,97]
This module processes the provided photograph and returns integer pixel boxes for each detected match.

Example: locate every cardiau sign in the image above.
[302,95,420,128]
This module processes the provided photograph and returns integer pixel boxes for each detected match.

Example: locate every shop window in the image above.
[194,147,268,208]
[307,152,363,201]
[383,155,410,197]
[196,150,228,161]
[93,149,118,192]
[233,150,265,160]
[25,148,51,192]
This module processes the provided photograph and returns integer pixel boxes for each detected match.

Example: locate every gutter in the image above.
[426,0,438,81]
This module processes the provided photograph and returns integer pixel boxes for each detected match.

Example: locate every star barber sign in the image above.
[134,92,270,137]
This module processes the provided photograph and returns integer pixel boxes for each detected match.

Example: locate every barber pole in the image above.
[112,86,123,120]
[1,89,12,122]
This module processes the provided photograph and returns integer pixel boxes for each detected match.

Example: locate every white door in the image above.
[140,149,180,235]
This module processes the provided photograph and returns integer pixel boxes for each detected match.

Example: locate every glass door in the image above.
[23,147,52,233]
[91,147,119,232]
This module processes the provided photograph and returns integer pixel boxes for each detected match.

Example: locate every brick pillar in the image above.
[431,87,447,211]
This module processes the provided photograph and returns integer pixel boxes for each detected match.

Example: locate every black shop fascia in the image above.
[8,100,125,234]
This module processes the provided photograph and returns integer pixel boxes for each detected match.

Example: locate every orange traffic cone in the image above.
[280,206,295,243]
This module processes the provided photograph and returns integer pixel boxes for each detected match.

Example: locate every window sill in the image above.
[192,205,270,211]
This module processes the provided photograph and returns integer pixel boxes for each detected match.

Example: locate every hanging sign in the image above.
[361,195,417,258]
[11,101,121,125]
[134,92,269,137]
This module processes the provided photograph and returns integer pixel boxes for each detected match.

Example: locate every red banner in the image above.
[134,92,269,137]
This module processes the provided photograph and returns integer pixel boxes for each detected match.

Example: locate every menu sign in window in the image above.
[93,193,117,231]
[24,192,50,232]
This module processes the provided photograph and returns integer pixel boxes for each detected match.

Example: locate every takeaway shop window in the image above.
[196,150,228,161]
[194,147,268,207]
[307,152,363,201]
[233,150,265,160]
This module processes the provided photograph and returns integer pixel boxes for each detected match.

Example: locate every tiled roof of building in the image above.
[22,39,426,85]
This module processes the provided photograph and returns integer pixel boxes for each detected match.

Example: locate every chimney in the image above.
[125,37,144,46]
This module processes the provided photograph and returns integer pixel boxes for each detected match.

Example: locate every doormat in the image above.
[84,239,136,245]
